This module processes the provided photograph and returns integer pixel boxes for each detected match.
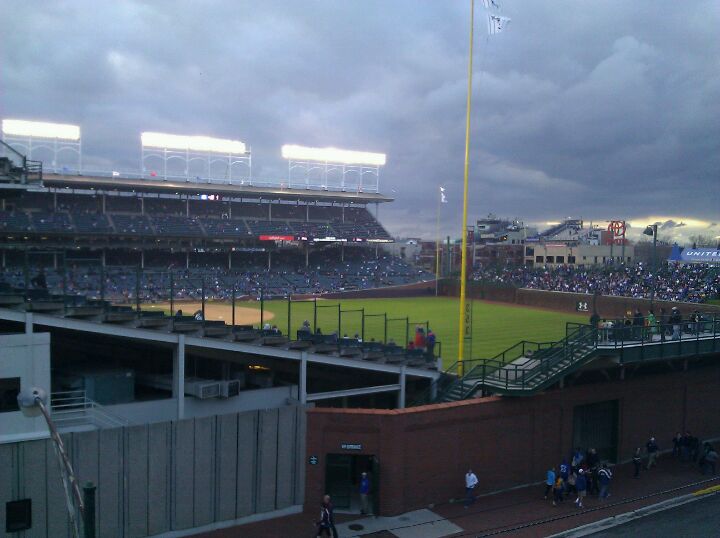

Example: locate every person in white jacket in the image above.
[465,469,478,508]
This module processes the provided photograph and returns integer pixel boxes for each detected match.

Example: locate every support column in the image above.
[25,312,33,336]
[398,366,406,409]
[53,253,57,270]
[186,251,190,269]
[305,243,309,268]
[341,243,344,262]
[306,204,309,222]
[186,198,190,217]
[1,250,5,269]
[140,250,145,269]
[102,194,106,214]
[299,353,308,404]
[268,203,272,221]
[141,197,145,215]
[268,250,272,270]
[102,250,106,268]
[228,251,232,270]
[173,335,186,420]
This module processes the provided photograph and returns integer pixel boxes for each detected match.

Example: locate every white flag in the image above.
[112,171,120,177]
[487,14,511,35]
[440,186,448,203]
[482,0,501,10]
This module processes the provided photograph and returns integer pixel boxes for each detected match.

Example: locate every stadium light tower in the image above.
[281,144,386,192]
[141,131,251,183]
[644,224,658,307]
[1,119,82,173]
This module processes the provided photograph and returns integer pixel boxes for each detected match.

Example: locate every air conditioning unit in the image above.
[218,380,241,399]
[185,380,221,400]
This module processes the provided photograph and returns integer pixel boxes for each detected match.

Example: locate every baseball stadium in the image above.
[1,119,719,538]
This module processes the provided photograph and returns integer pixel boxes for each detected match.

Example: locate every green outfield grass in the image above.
[217,296,587,367]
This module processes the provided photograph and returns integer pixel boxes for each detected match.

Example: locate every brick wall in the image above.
[305,360,720,516]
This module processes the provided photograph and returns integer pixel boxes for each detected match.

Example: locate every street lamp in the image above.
[17,387,94,538]
[643,224,658,307]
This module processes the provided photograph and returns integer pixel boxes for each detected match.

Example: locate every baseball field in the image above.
[143,296,587,367]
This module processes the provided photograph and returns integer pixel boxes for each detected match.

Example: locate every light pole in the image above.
[17,387,92,538]
[643,224,658,308]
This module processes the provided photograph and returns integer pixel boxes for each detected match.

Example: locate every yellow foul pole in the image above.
[435,189,441,296]
[457,0,475,374]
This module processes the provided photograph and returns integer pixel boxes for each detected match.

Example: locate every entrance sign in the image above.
[341,443,362,451]
[309,456,318,465]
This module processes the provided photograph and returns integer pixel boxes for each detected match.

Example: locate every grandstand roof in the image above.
[41,172,394,204]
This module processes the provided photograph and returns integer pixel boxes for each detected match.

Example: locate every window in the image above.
[546,256,555,263]
[0,378,20,413]
[526,247,535,256]
[568,256,576,264]
[535,255,543,263]
[556,256,565,263]
[6,499,32,532]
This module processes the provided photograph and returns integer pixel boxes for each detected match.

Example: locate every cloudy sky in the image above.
[2,0,718,243]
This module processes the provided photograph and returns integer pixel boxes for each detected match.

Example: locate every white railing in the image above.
[51,390,131,430]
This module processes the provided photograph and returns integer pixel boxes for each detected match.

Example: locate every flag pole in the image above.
[457,0,475,375]
[435,188,442,296]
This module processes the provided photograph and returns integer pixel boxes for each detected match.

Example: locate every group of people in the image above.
[670,432,718,475]
[472,262,720,304]
[592,306,708,343]
[407,325,436,357]
[544,448,613,509]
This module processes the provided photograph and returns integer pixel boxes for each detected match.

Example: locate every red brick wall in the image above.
[305,361,720,515]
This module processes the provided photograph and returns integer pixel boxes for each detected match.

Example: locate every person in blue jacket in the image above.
[574,469,587,508]
[559,459,570,497]
[544,467,556,500]
[359,472,371,515]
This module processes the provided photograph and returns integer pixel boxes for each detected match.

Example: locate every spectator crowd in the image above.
[472,262,719,303]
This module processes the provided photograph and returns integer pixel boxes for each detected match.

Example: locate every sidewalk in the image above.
[192,456,718,537]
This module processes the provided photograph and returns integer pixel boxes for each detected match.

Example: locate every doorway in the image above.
[572,400,619,463]
[325,454,379,514]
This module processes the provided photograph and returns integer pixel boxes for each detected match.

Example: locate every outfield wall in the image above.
[440,280,720,318]
[304,358,720,516]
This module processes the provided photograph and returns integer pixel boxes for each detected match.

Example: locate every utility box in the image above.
[56,369,136,405]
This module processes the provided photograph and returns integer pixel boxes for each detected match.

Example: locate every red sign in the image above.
[259,235,293,241]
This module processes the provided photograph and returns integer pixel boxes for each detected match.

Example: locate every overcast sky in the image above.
[2,0,718,243]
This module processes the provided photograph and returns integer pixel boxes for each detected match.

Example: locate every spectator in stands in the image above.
[407,341,415,351]
[646,310,657,339]
[669,307,682,340]
[30,269,47,289]
[465,469,478,508]
[175,309,183,318]
[426,330,436,358]
[571,447,584,470]
[646,437,659,469]
[414,326,426,350]
[632,309,644,340]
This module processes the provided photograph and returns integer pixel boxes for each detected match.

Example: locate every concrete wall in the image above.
[105,385,298,424]
[0,406,306,538]
[305,360,720,516]
[0,332,51,444]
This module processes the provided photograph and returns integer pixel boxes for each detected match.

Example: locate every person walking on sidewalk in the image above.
[552,475,564,507]
[598,463,612,500]
[315,497,332,537]
[465,469,478,508]
[574,469,587,508]
[359,472,371,515]
[646,437,660,469]
[632,447,642,478]
[544,467,556,500]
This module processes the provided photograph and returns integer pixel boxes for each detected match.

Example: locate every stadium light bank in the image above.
[281,144,386,192]
[2,119,81,140]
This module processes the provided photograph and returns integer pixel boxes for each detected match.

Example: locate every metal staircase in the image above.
[0,139,42,183]
[412,315,720,405]
[436,325,599,400]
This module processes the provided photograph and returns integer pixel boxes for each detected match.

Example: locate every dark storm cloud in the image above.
[1,0,718,238]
